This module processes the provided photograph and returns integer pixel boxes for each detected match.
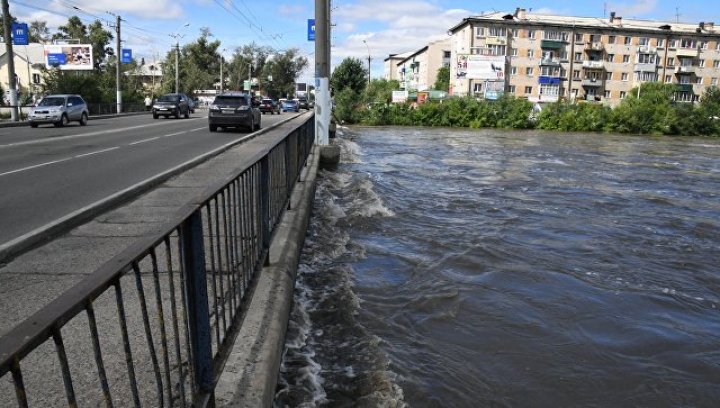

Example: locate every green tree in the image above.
[433,66,450,91]
[607,82,677,134]
[29,20,50,43]
[259,48,308,99]
[331,58,367,95]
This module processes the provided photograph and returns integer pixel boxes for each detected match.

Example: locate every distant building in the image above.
[394,38,451,92]
[129,62,164,96]
[383,51,412,81]
[0,44,46,101]
[448,8,720,105]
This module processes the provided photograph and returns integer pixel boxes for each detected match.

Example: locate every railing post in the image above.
[180,211,214,404]
[259,156,271,265]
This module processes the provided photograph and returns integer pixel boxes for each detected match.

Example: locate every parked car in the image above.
[152,93,191,119]
[208,92,261,132]
[28,94,89,128]
[259,98,281,115]
[281,99,299,112]
[297,97,309,110]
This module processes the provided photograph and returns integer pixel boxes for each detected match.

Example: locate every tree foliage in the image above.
[433,66,450,91]
[331,58,367,95]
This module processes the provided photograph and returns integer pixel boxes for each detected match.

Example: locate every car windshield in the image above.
[37,97,66,107]
[158,95,179,102]
[283,100,297,106]
[262,99,273,103]
[213,97,248,107]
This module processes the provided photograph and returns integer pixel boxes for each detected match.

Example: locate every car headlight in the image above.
[209,104,219,110]
[238,106,249,111]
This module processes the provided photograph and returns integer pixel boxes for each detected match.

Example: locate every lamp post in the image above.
[219,49,226,93]
[169,23,190,94]
[362,40,371,85]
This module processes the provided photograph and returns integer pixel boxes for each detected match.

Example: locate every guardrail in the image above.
[0,115,315,407]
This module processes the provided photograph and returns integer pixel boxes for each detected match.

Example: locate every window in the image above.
[589,34,599,42]
[527,49,534,58]
[525,86,533,94]
[575,33,583,42]
[526,67,534,76]
[540,66,560,76]
[636,72,657,82]
[512,29,518,37]
[475,27,484,37]
[573,70,580,79]
[696,77,703,84]
[511,48,518,56]
[622,55,630,63]
[559,51,568,60]
[605,54,613,62]
[606,72,613,80]
[608,35,616,44]
[638,37,649,46]
[621,73,629,81]
[574,52,582,61]
[669,39,678,48]
[32,73,41,84]
[528,30,535,39]
[509,85,516,93]
[539,84,560,98]
[714,60,720,68]
[700,59,706,67]
[510,67,517,75]
[488,45,506,55]
[443,51,451,58]
[624,36,632,45]
[473,83,483,93]
[667,57,675,66]
[488,27,506,37]
[680,38,695,48]
[604,90,611,98]
[702,41,708,49]
[658,38,665,47]
[638,54,656,64]
[712,77,718,86]
[544,30,567,41]
[665,75,672,83]
[620,91,627,99]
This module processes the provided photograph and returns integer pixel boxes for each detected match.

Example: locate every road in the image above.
[0,111,290,247]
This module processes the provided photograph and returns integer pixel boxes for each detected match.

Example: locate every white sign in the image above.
[392,90,408,103]
[44,45,94,70]
[456,55,505,80]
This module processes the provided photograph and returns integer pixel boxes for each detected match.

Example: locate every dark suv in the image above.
[208,92,261,132]
[152,93,191,119]
[259,98,280,115]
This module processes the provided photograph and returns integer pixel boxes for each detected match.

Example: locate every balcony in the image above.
[581,78,603,87]
[539,58,561,66]
[541,40,565,49]
[582,60,605,70]
[585,41,604,51]
[676,83,694,92]
[539,76,562,84]
[674,65,696,75]
[634,63,657,73]
[675,47,699,57]
[638,45,657,54]
[485,37,506,46]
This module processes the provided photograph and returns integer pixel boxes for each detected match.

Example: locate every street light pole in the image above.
[169,24,189,94]
[114,14,122,113]
[363,40,371,85]
[2,0,19,121]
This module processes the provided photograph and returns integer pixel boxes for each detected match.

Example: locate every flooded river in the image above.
[275,127,720,407]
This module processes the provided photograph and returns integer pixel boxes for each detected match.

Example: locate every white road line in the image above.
[73,146,120,158]
[0,158,70,177]
[128,137,160,146]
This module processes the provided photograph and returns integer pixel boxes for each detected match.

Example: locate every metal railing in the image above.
[0,115,315,407]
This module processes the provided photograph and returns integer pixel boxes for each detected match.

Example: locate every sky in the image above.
[10,0,720,83]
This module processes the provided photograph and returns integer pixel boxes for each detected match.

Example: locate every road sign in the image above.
[121,49,133,64]
[307,19,315,41]
[12,23,29,45]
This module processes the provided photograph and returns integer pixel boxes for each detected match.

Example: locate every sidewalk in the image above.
[0,111,149,128]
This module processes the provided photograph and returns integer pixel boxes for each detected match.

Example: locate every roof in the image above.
[396,38,451,66]
[131,63,164,76]
[448,10,720,37]
[0,43,46,65]
[384,51,413,62]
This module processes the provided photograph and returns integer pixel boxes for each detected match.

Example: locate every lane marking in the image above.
[73,146,120,158]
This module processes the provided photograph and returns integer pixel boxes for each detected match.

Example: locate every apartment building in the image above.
[393,38,451,92]
[384,52,412,81]
[448,9,720,106]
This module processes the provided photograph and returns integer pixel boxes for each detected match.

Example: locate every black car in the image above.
[208,92,261,132]
[152,93,191,119]
[259,98,281,115]
[297,97,309,110]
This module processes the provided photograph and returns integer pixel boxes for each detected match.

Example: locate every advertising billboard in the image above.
[456,55,505,80]
[44,45,94,70]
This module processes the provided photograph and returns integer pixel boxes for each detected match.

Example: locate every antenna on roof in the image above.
[604,2,607,18]
[675,7,681,23]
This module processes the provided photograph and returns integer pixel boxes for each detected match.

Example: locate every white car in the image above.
[28,94,89,128]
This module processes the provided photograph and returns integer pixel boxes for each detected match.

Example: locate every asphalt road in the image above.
[0,110,290,246]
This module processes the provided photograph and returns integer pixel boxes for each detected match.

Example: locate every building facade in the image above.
[395,38,451,92]
[384,52,412,81]
[448,9,720,106]
[0,44,46,102]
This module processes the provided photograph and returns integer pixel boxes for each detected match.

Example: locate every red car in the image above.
[259,98,281,115]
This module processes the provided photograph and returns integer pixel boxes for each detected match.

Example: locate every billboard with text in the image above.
[44,45,93,70]
[456,55,505,80]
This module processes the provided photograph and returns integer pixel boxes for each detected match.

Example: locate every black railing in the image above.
[0,115,315,407]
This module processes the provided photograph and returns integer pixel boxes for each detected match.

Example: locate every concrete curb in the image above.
[0,113,307,263]
[0,111,149,128]
[214,146,319,407]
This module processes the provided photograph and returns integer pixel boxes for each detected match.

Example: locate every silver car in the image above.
[29,94,89,128]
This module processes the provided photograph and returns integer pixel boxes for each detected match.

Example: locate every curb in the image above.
[0,111,149,128]
[0,112,309,263]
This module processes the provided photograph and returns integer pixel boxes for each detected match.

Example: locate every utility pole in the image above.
[219,56,223,93]
[175,43,180,93]
[363,40,371,85]
[2,0,19,121]
[315,0,330,145]
[115,15,122,113]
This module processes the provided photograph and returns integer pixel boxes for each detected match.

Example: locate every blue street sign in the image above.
[121,49,132,64]
[47,53,67,66]
[12,23,29,45]
[307,19,315,41]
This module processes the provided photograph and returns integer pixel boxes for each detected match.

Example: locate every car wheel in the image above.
[255,117,261,130]
[153,113,159,119]
[248,118,254,132]
[79,112,88,126]
[209,124,217,132]
[54,114,69,127]
[30,122,38,128]
[174,111,180,119]
[184,109,190,119]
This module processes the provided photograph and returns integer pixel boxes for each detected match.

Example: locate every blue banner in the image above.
[12,23,29,45]
[307,19,315,41]
[121,49,133,64]
[538,76,561,85]
[47,53,67,66]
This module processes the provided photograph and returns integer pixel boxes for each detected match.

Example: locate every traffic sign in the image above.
[12,23,29,45]
[121,49,132,64]
[307,19,315,41]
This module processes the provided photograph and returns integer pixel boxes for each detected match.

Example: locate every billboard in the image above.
[456,55,505,80]
[392,90,408,103]
[44,45,93,70]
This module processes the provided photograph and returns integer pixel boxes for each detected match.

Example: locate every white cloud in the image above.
[607,0,658,16]
[279,5,307,16]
